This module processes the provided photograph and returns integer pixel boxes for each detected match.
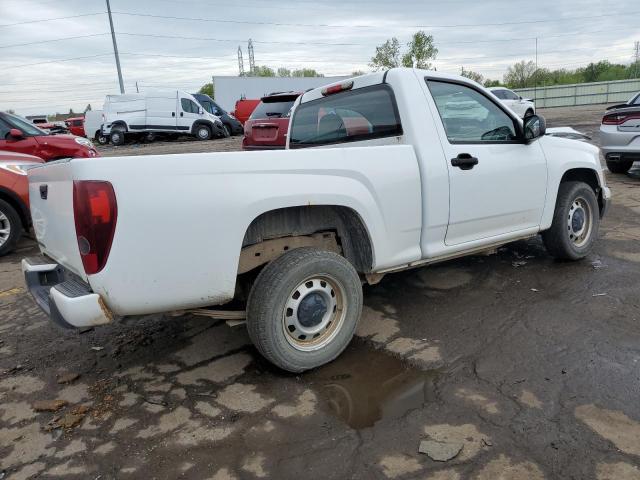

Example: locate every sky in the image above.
[0,0,638,116]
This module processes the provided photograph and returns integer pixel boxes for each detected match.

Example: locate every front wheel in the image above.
[542,181,600,260]
[110,129,125,146]
[195,125,211,140]
[0,199,22,257]
[247,248,363,372]
[96,132,108,145]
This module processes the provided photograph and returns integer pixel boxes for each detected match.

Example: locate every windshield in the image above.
[4,113,48,136]
[250,99,296,119]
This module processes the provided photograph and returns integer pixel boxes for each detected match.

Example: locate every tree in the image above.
[369,37,401,70]
[250,66,276,77]
[460,67,484,84]
[277,67,292,77]
[483,79,501,88]
[351,70,365,76]
[402,31,438,69]
[503,60,538,89]
[5,109,15,114]
[198,83,214,97]
[292,68,323,77]
[84,104,92,113]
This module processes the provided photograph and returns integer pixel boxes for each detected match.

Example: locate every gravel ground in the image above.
[1,104,640,480]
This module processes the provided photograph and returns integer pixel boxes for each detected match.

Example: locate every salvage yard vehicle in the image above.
[0,112,98,161]
[488,87,535,119]
[23,68,610,372]
[192,93,243,137]
[0,151,44,256]
[84,110,108,145]
[600,102,640,174]
[101,90,226,145]
[65,116,86,137]
[242,92,302,150]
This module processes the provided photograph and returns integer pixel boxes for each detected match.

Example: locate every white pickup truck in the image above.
[23,68,610,372]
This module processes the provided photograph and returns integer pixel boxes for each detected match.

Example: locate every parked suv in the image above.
[0,112,98,161]
[242,92,302,150]
[0,151,44,256]
[192,93,243,136]
[488,87,535,119]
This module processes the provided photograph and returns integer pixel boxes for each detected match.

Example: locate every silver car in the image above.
[600,92,640,174]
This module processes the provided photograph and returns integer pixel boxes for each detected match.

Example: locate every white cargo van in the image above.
[101,90,225,145]
[84,110,107,145]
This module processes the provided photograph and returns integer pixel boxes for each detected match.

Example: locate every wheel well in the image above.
[110,121,127,132]
[192,120,213,133]
[0,189,29,229]
[242,206,374,273]
[560,168,604,214]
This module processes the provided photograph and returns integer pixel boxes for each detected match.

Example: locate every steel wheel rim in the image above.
[0,211,10,247]
[112,132,121,143]
[282,275,346,352]
[567,196,593,248]
[198,128,209,139]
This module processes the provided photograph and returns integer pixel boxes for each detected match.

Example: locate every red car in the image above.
[233,98,261,126]
[0,151,44,256]
[0,112,98,161]
[65,116,86,137]
[242,92,302,150]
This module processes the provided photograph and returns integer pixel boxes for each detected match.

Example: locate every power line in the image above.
[0,33,110,49]
[0,12,105,28]
[111,10,639,30]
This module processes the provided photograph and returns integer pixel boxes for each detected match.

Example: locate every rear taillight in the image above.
[73,181,117,275]
[602,112,640,125]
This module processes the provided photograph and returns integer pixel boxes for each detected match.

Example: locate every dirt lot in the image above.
[2,105,640,480]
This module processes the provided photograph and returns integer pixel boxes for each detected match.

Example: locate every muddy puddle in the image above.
[305,342,439,429]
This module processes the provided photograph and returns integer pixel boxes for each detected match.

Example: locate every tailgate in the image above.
[28,160,86,280]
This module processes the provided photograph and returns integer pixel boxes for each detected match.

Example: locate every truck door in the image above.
[177,96,202,134]
[425,79,547,246]
[145,93,177,130]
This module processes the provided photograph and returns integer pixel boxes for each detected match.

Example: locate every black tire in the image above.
[606,159,633,174]
[195,125,211,141]
[542,181,600,261]
[0,199,23,257]
[110,129,125,146]
[246,248,363,373]
[143,132,156,143]
[95,132,108,145]
[524,109,535,118]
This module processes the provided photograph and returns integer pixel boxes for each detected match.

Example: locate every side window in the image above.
[201,102,214,114]
[181,98,199,113]
[492,89,507,100]
[427,80,519,143]
[0,120,11,139]
[289,85,402,148]
[504,90,519,100]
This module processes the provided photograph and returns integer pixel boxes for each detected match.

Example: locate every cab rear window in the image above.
[289,84,402,148]
[250,99,296,120]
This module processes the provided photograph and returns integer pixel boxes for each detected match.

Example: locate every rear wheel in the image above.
[542,181,600,260]
[247,248,363,372]
[0,199,22,257]
[110,128,126,146]
[606,159,633,174]
[195,125,212,141]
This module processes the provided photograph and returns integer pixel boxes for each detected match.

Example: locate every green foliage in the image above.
[250,66,276,77]
[460,67,484,84]
[277,67,292,77]
[198,83,214,97]
[402,31,438,69]
[351,70,366,76]
[292,68,323,77]
[483,79,502,88]
[370,37,401,70]
[370,32,437,71]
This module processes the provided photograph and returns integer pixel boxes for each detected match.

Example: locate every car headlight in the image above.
[75,137,94,148]
[0,163,38,175]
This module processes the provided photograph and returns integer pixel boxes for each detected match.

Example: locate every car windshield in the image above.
[4,113,48,136]
[250,99,296,119]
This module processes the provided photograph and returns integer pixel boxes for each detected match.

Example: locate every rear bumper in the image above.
[241,144,286,151]
[22,256,113,329]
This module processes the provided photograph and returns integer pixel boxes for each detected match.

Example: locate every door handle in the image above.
[180,112,184,117]
[451,153,479,170]
[172,112,175,117]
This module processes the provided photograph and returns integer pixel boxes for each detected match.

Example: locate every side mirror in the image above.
[523,114,546,142]
[8,128,23,139]
[198,107,204,115]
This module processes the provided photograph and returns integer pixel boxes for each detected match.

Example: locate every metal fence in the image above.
[514,78,640,108]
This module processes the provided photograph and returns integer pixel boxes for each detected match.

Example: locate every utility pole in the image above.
[248,39,255,76]
[634,41,640,78]
[106,0,125,93]
[534,37,538,103]
[238,46,245,77]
